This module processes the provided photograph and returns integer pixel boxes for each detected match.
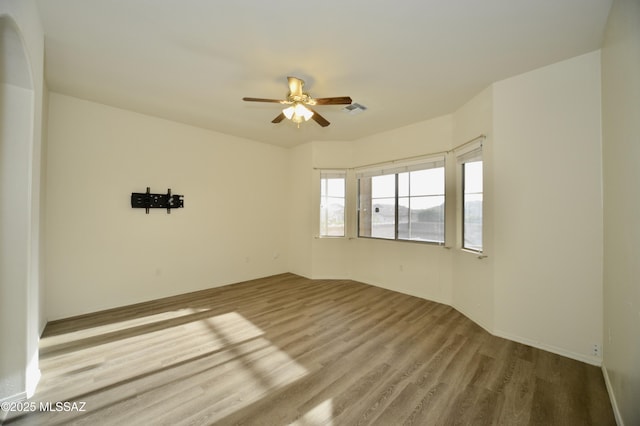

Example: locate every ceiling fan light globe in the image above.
[295,103,314,121]
[283,106,295,120]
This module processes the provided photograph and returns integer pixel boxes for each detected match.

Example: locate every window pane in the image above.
[398,196,444,242]
[358,177,373,237]
[398,172,409,197]
[371,174,395,198]
[320,175,345,237]
[410,168,445,196]
[463,160,483,251]
[360,175,397,239]
[326,178,345,197]
[371,198,395,239]
[321,196,345,236]
[398,196,410,239]
[464,161,483,193]
[357,164,445,244]
[463,194,482,250]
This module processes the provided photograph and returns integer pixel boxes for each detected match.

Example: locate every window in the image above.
[357,157,445,244]
[319,171,346,237]
[459,146,483,251]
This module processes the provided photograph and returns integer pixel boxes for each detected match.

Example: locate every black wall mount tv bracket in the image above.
[131,187,184,214]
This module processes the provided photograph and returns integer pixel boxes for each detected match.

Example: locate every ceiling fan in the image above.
[243,76,352,127]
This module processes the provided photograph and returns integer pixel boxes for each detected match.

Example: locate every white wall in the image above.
[287,142,313,278]
[492,51,603,364]
[310,141,353,279]
[451,86,494,331]
[0,82,32,401]
[0,0,45,402]
[39,84,49,334]
[601,0,640,424]
[45,93,290,320]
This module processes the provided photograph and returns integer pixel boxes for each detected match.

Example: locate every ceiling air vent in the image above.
[342,103,367,115]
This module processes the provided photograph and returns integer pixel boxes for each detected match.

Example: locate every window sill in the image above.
[460,248,488,259]
[356,236,446,247]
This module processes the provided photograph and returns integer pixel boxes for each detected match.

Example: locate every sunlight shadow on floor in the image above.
[11,308,310,425]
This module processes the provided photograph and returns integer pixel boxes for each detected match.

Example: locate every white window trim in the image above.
[455,137,484,253]
[356,155,447,245]
[319,169,347,238]
[355,154,446,178]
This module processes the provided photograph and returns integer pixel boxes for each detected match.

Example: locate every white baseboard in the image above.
[492,329,601,366]
[0,390,27,405]
[0,368,39,401]
[602,363,624,426]
[310,275,352,281]
[0,391,27,425]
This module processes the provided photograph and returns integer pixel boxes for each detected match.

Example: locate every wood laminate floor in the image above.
[2,274,615,425]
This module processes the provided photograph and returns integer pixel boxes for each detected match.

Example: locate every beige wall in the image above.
[0,82,33,400]
[0,0,45,402]
[451,86,494,331]
[310,141,353,279]
[601,0,640,424]
[45,93,290,320]
[287,142,313,278]
[492,51,604,364]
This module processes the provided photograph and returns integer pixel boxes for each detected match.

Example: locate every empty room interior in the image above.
[1,0,638,425]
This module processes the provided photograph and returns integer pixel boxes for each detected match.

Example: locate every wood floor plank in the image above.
[2,273,616,425]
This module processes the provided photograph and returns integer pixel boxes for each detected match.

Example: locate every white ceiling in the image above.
[36,0,612,148]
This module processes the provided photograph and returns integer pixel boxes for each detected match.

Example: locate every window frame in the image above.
[356,156,446,245]
[457,144,483,253]
[319,170,347,238]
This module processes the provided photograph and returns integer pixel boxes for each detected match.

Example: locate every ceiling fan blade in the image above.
[287,76,304,97]
[243,97,285,103]
[307,107,330,127]
[314,96,353,105]
[271,112,286,123]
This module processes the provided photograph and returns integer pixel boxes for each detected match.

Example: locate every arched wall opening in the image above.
[0,14,39,401]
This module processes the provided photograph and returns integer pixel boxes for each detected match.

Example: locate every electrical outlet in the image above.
[592,343,601,357]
